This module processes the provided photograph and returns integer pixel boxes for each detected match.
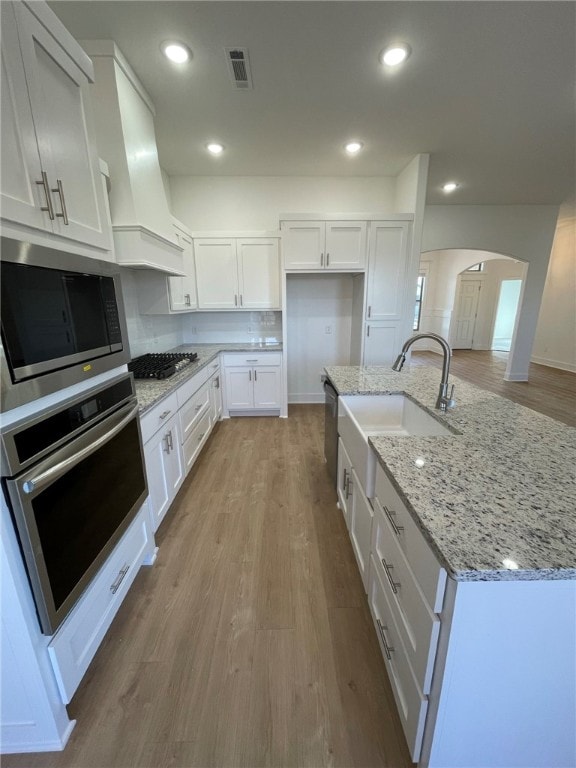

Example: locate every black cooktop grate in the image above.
[128,352,198,380]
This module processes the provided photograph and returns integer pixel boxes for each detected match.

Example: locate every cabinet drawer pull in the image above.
[195,404,203,412]
[240,294,243,306]
[168,430,174,450]
[245,359,258,362]
[110,564,130,595]
[214,376,220,389]
[345,474,353,499]
[367,305,372,318]
[342,467,348,492]
[366,325,370,337]
[163,434,170,454]
[234,294,238,306]
[376,619,395,660]
[382,558,400,594]
[52,179,69,225]
[36,171,55,220]
[320,252,324,266]
[383,505,404,536]
[326,252,330,266]
[254,370,257,381]
[159,410,171,420]
[198,432,205,441]
[249,370,252,382]
[185,294,191,306]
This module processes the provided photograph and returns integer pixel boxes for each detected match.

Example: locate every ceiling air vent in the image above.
[225,47,253,89]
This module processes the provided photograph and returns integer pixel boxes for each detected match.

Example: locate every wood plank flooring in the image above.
[411,350,576,427]
[5,408,412,768]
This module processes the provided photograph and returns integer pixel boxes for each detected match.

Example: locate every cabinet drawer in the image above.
[176,365,213,408]
[372,499,440,694]
[375,465,446,613]
[182,410,211,472]
[48,508,153,703]
[222,352,281,367]
[368,556,428,763]
[179,380,211,442]
[139,392,179,444]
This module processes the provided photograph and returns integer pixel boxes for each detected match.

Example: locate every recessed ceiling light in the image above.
[161,41,191,64]
[206,143,224,156]
[345,141,364,155]
[380,43,411,67]
[442,181,459,193]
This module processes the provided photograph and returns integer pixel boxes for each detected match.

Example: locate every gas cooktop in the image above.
[128,352,198,380]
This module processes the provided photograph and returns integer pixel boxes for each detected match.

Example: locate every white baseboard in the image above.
[288,393,324,404]
[504,372,529,382]
[530,355,576,374]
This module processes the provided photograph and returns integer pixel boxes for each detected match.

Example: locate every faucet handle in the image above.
[446,384,456,409]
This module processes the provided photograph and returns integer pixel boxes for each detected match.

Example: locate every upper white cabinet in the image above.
[0,2,111,253]
[195,236,281,310]
[366,222,411,321]
[80,41,183,275]
[281,221,367,271]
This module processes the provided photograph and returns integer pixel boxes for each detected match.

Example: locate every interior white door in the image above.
[325,222,367,270]
[195,239,238,309]
[452,279,482,349]
[237,239,280,308]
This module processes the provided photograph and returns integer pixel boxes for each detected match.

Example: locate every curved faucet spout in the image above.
[391,333,456,411]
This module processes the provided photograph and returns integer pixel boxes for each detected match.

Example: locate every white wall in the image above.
[422,205,559,380]
[120,268,183,357]
[169,176,396,231]
[532,204,576,372]
[286,274,355,403]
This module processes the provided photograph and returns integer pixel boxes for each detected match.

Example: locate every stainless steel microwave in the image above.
[1,237,131,412]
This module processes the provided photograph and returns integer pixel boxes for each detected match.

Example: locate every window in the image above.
[467,262,484,272]
[413,275,425,331]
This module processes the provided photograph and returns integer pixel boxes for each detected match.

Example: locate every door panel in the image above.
[366,223,410,320]
[195,240,238,309]
[237,239,280,308]
[253,367,281,408]
[326,222,367,269]
[452,280,481,349]
[282,222,324,269]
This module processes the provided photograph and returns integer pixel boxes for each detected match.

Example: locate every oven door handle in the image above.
[21,403,140,495]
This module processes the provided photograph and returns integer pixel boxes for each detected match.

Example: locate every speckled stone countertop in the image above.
[325,365,576,582]
[135,343,282,414]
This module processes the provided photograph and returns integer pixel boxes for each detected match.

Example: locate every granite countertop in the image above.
[325,365,576,582]
[135,342,282,414]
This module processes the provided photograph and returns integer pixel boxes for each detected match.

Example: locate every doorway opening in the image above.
[492,279,523,352]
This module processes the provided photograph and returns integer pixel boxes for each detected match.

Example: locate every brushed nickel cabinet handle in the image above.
[168,430,174,451]
[376,619,394,660]
[110,564,130,595]
[368,305,372,318]
[320,253,324,266]
[195,404,203,412]
[240,294,243,306]
[367,325,370,337]
[342,467,348,492]
[382,559,400,594]
[163,434,170,454]
[185,294,191,306]
[159,410,171,420]
[249,370,252,382]
[326,252,330,266]
[36,171,55,219]
[198,432,205,441]
[234,295,238,306]
[383,505,404,537]
[52,179,69,225]
[345,474,353,499]
[254,370,257,381]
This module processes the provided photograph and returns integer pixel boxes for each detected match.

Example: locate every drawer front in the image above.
[48,508,153,703]
[176,364,213,408]
[179,380,211,441]
[140,392,179,444]
[375,465,446,613]
[372,499,440,694]
[350,469,374,592]
[222,352,282,368]
[182,411,212,472]
[368,556,428,763]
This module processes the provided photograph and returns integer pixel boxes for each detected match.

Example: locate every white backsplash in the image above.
[120,268,184,357]
[182,311,282,344]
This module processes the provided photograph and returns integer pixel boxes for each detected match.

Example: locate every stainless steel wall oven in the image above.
[1,237,131,412]
[1,374,147,635]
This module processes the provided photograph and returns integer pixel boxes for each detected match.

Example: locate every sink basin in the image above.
[338,395,454,497]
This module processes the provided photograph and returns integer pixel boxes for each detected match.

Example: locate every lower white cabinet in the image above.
[349,469,374,592]
[209,365,223,422]
[142,411,184,532]
[363,322,402,366]
[337,437,353,529]
[47,507,154,704]
[222,352,282,414]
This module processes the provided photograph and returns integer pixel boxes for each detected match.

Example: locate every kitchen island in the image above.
[325,364,576,767]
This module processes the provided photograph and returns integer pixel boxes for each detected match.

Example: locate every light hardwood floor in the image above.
[5,408,412,768]
[411,350,576,427]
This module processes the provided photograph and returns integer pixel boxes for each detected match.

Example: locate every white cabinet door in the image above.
[169,231,197,311]
[225,368,254,409]
[237,238,280,309]
[11,3,110,251]
[326,221,367,270]
[366,222,410,320]
[0,3,48,232]
[253,366,281,408]
[281,221,324,269]
[143,414,184,532]
[349,470,374,592]
[363,323,401,366]
[337,437,354,529]
[195,239,239,309]
[210,371,223,422]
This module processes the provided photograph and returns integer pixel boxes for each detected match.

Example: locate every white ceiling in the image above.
[49,1,575,205]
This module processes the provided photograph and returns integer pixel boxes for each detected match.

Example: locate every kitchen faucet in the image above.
[392,333,456,411]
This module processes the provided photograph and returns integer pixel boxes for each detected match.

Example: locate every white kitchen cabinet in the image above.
[363,322,402,366]
[337,437,354,529]
[0,2,111,252]
[349,469,374,592]
[136,220,197,314]
[366,222,411,321]
[195,237,280,310]
[222,352,282,414]
[142,411,184,532]
[281,220,367,271]
[209,364,223,423]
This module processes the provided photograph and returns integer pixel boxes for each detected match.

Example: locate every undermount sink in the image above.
[338,394,455,498]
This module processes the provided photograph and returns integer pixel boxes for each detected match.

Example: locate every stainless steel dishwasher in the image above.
[323,377,338,488]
